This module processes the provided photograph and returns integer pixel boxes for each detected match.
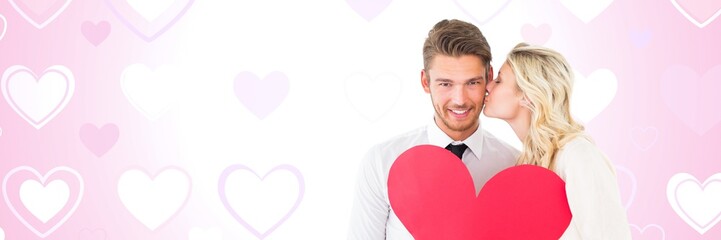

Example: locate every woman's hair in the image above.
[506,43,587,170]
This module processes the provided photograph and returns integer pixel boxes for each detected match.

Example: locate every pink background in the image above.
[0,0,720,239]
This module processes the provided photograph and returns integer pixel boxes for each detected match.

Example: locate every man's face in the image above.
[422,54,489,138]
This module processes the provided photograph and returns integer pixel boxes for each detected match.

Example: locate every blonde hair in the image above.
[506,43,587,170]
[422,19,491,77]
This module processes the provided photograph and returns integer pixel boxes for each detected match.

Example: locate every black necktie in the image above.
[445,143,468,160]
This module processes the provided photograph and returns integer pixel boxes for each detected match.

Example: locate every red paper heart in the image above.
[388,145,571,239]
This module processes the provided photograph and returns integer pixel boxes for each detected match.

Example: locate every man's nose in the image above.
[450,85,467,104]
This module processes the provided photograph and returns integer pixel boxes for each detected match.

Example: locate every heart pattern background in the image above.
[0,0,719,238]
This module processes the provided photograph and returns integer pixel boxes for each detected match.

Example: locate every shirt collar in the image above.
[426,116,485,159]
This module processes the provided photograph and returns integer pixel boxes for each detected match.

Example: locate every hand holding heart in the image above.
[388,145,572,239]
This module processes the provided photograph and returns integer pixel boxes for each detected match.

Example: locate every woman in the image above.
[483,43,631,239]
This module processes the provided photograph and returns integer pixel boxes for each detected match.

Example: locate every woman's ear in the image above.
[520,95,532,107]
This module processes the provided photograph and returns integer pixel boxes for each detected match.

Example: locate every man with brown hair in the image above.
[348,19,519,239]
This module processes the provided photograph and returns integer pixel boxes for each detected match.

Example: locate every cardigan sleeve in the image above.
[555,139,632,240]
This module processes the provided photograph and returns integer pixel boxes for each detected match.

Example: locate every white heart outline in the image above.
[629,224,666,239]
[1,65,75,129]
[218,164,304,239]
[344,72,403,122]
[2,166,84,238]
[628,126,659,151]
[615,165,637,210]
[671,0,721,28]
[120,64,181,121]
[453,0,511,26]
[0,14,7,41]
[8,0,73,29]
[667,173,721,234]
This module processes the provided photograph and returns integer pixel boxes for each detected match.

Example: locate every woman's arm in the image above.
[555,139,632,240]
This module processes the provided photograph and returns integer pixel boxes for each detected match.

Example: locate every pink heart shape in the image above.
[2,166,84,238]
[388,145,571,239]
[345,0,391,21]
[81,21,111,46]
[521,23,552,45]
[104,0,193,41]
[629,29,652,48]
[234,71,289,119]
[630,224,666,240]
[660,65,721,135]
[629,126,658,151]
[79,123,119,157]
[8,0,72,29]
[218,164,304,239]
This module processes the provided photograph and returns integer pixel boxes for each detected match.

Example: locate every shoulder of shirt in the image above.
[555,135,611,171]
[558,136,598,156]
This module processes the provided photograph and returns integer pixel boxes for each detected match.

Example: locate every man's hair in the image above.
[422,19,492,75]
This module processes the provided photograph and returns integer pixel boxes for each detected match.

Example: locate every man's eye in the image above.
[468,81,480,85]
[439,83,450,87]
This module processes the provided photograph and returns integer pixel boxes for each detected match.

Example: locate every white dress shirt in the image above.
[348,119,520,239]
[555,136,632,239]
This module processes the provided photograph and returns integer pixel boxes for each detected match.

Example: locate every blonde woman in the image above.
[483,43,631,239]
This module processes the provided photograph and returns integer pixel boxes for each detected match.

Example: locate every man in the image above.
[347,19,520,239]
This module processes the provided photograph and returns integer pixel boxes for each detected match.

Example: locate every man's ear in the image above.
[421,69,431,93]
